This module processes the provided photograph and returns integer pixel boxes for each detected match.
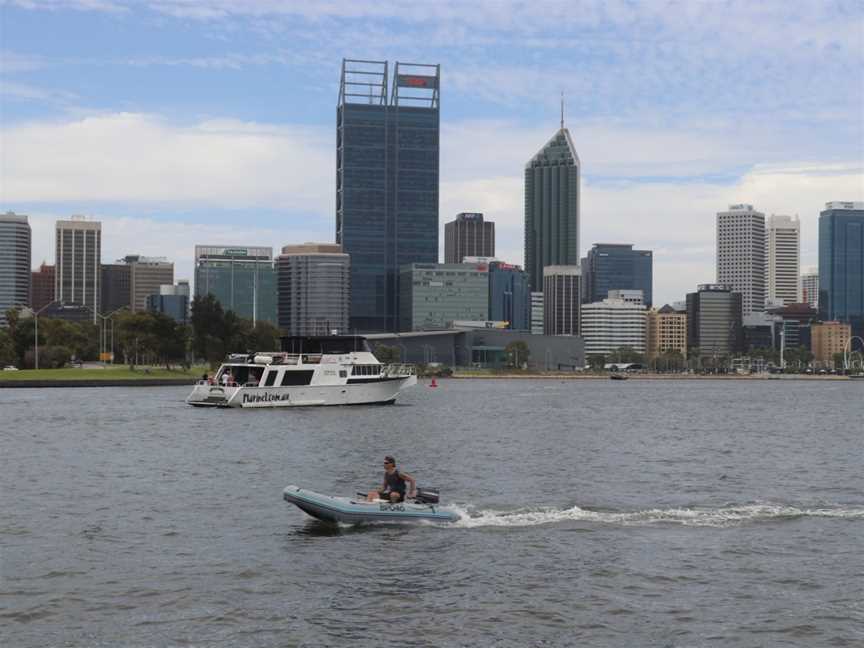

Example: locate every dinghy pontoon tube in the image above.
[282,485,460,524]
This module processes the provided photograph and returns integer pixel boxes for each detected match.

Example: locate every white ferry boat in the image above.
[186,336,417,408]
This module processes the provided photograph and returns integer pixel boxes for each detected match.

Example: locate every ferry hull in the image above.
[186,375,417,408]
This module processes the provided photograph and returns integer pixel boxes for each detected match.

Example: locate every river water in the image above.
[2,379,863,647]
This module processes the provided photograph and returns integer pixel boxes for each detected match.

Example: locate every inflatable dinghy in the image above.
[282,485,460,524]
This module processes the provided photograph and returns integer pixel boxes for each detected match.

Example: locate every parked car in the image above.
[2,365,19,371]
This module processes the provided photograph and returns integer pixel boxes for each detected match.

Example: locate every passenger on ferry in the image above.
[221,370,234,386]
[368,456,416,503]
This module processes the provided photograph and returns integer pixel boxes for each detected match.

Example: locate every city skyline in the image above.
[1,1,863,306]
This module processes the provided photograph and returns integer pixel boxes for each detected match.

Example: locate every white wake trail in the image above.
[450,503,864,529]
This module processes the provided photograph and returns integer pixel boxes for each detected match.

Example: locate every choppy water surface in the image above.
[2,379,863,647]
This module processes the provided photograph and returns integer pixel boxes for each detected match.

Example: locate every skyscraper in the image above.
[194,246,277,325]
[581,296,647,356]
[0,212,31,326]
[445,213,494,263]
[766,214,800,306]
[543,265,580,336]
[336,59,440,332]
[819,201,864,337]
[686,284,743,358]
[581,243,653,307]
[488,261,530,331]
[525,119,580,292]
[31,263,55,311]
[122,255,174,312]
[716,204,766,315]
[801,268,818,309]
[55,217,101,323]
[276,243,350,336]
[100,263,132,314]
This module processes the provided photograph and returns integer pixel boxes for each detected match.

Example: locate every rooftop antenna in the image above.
[560,91,565,129]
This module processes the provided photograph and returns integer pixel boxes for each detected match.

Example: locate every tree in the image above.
[150,313,188,369]
[373,344,401,363]
[191,295,227,367]
[651,349,685,373]
[115,311,160,369]
[608,346,645,364]
[587,354,606,371]
[505,341,530,368]
[247,321,281,352]
[0,328,16,366]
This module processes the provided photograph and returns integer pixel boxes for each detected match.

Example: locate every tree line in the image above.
[0,295,280,370]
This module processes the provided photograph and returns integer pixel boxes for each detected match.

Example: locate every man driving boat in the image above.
[368,456,416,503]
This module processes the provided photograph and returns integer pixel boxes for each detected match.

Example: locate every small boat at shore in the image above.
[609,373,628,380]
[282,485,460,524]
[186,335,416,408]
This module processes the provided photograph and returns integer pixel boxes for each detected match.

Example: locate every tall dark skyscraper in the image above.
[445,212,494,263]
[524,117,580,292]
[581,243,653,307]
[0,211,31,327]
[336,59,440,332]
[819,201,864,337]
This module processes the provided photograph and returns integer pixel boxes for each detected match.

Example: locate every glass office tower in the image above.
[819,201,864,337]
[336,59,440,332]
[581,243,653,307]
[524,124,580,292]
[0,212,31,327]
[194,246,277,325]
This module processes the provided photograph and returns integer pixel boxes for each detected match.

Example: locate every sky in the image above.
[1,0,863,305]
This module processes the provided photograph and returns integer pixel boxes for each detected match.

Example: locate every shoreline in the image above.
[0,378,194,388]
[448,372,853,381]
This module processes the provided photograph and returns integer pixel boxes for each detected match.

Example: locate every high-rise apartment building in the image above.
[31,263,55,311]
[399,262,488,331]
[766,214,800,306]
[716,204,766,315]
[543,265,581,336]
[525,123,580,292]
[336,59,440,332]
[444,213,494,263]
[122,255,174,312]
[686,284,743,358]
[194,246,277,325]
[0,212,31,326]
[818,201,864,337]
[100,264,132,314]
[530,292,544,335]
[801,268,819,309]
[276,243,350,336]
[646,304,687,359]
[581,243,653,307]
[55,217,101,323]
[811,321,851,368]
[581,296,647,356]
[488,261,530,331]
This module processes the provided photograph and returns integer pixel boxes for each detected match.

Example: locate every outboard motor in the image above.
[414,487,440,504]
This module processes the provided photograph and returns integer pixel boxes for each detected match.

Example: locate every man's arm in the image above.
[402,472,417,496]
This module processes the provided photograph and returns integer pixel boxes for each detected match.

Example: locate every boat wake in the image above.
[451,502,864,529]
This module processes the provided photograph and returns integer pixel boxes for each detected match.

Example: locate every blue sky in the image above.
[2,0,863,304]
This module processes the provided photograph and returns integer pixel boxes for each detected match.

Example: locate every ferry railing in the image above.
[381,363,416,377]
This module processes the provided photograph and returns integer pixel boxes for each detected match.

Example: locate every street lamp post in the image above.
[32,301,62,370]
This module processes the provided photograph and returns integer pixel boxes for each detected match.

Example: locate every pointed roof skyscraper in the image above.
[524,106,581,292]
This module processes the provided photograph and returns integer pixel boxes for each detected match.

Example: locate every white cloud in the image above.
[1,113,334,211]
[4,112,863,306]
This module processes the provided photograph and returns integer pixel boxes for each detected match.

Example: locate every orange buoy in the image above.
[429,378,438,388]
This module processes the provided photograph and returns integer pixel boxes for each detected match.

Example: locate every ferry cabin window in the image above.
[280,370,315,386]
[339,370,347,378]
[264,370,278,387]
